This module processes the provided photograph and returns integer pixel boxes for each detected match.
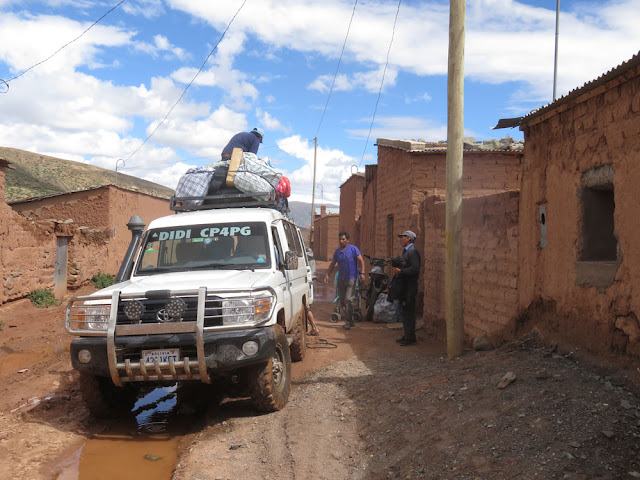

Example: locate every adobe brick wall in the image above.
[374,144,522,312]
[339,174,365,248]
[358,165,377,272]
[421,191,520,344]
[519,60,640,357]
[312,208,339,261]
[2,184,171,304]
[0,200,58,304]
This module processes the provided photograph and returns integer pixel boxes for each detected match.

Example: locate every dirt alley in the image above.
[1,262,640,479]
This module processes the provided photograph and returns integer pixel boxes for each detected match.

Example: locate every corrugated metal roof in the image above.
[521,49,640,126]
[375,138,523,154]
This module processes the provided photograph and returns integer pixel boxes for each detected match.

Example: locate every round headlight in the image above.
[242,341,259,356]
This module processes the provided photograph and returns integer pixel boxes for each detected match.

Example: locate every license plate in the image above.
[142,348,180,364]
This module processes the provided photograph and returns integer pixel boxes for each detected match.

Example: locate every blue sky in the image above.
[0,0,639,206]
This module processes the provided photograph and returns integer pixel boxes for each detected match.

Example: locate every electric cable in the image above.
[123,0,248,162]
[0,0,127,92]
[314,0,359,139]
[358,0,402,168]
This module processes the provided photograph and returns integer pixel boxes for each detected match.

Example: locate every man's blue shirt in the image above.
[332,244,361,280]
[221,132,260,156]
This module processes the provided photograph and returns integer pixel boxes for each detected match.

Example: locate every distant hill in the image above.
[288,201,339,228]
[0,147,174,203]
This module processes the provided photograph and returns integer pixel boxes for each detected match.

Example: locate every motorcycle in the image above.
[362,254,405,322]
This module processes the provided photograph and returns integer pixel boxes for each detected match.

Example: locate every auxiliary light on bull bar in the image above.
[166,297,187,321]
[123,299,145,323]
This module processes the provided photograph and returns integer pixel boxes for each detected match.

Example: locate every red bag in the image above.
[276,176,291,197]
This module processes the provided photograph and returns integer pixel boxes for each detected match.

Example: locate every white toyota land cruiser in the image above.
[66,195,312,417]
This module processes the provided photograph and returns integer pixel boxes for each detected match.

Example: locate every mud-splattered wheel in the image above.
[79,373,138,418]
[249,325,291,412]
[289,310,307,362]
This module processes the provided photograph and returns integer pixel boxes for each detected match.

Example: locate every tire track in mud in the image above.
[174,358,370,480]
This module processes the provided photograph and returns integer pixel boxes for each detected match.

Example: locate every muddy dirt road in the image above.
[1,262,640,479]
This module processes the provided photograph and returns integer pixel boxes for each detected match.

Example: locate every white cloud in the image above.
[308,67,398,95]
[405,92,432,104]
[346,116,448,143]
[276,135,357,204]
[122,0,166,19]
[134,34,189,60]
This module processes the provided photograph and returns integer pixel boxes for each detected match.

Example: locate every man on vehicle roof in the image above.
[221,127,264,159]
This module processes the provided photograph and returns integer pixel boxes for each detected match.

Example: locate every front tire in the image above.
[79,373,138,418]
[249,325,291,412]
[289,310,307,362]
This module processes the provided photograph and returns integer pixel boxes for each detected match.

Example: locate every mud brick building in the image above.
[0,168,171,304]
[358,138,523,316]
[515,50,640,357]
[311,205,339,261]
[338,173,365,248]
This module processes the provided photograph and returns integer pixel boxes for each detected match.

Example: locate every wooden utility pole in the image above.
[309,137,318,243]
[445,0,465,359]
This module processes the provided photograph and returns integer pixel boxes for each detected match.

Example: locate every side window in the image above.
[297,228,310,264]
[271,226,283,266]
[289,223,304,257]
[282,222,299,256]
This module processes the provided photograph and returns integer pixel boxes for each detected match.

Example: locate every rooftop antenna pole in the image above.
[553,0,560,101]
[445,0,465,359]
[309,137,318,243]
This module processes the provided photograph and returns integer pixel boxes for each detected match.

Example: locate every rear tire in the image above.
[249,325,291,412]
[79,373,138,418]
[365,289,378,322]
[289,310,306,362]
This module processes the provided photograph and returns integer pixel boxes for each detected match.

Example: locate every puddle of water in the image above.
[78,434,179,480]
[56,384,192,480]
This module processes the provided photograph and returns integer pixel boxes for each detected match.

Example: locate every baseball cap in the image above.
[398,230,416,241]
[251,127,264,142]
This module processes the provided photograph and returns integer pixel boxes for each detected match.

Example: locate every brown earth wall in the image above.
[358,165,377,271]
[421,192,520,345]
[374,147,522,312]
[339,175,365,248]
[519,65,640,357]
[0,201,57,304]
[2,185,171,304]
[312,214,339,261]
[0,166,5,203]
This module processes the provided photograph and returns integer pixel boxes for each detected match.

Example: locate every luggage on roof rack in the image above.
[170,190,290,214]
[172,147,289,213]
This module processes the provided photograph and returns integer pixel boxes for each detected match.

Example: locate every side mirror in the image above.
[284,251,298,270]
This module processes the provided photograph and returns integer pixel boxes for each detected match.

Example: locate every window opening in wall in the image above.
[575,164,618,291]
[580,186,616,261]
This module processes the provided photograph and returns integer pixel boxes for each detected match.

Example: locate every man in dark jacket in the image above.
[392,230,421,346]
[221,127,264,159]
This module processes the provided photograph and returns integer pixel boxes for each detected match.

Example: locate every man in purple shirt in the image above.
[324,232,366,330]
[221,127,264,159]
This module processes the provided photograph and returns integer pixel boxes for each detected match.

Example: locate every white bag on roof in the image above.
[233,153,282,201]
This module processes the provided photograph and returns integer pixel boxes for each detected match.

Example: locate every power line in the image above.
[314,0,359,138]
[1,0,127,90]
[123,0,248,162]
[358,0,402,168]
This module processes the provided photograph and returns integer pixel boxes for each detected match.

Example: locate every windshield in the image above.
[135,222,271,275]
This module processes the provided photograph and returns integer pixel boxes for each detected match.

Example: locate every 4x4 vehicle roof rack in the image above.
[170,191,290,215]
